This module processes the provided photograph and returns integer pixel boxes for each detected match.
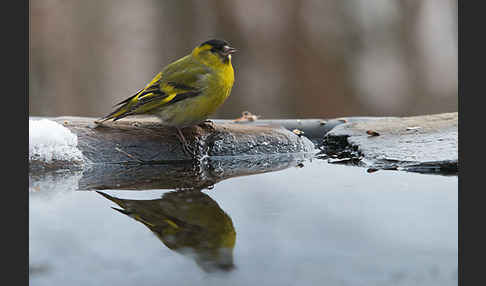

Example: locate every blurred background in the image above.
[29,0,457,119]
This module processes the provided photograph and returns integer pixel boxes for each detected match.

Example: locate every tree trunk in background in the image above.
[30,0,76,116]
[70,1,110,116]
[292,1,362,118]
[398,0,458,115]
[396,0,427,116]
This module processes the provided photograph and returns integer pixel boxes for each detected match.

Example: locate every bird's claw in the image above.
[199,120,216,132]
[176,128,199,159]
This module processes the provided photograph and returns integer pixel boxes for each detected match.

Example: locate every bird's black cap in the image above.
[200,39,230,50]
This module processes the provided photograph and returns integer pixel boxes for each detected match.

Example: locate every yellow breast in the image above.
[155,60,234,128]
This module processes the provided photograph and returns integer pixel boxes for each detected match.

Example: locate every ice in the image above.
[29,119,85,163]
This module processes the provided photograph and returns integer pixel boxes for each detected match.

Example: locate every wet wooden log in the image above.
[29,116,320,173]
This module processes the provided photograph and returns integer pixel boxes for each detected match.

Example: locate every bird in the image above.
[96,39,236,156]
[96,189,237,272]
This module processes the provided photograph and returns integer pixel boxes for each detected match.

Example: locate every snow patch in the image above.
[29,119,84,163]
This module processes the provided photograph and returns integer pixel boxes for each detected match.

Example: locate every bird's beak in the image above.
[222,45,237,56]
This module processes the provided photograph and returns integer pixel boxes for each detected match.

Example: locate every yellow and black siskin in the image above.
[96,39,236,155]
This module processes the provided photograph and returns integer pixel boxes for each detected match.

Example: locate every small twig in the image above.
[115,147,145,163]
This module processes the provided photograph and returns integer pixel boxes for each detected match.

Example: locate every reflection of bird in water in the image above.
[96,189,236,272]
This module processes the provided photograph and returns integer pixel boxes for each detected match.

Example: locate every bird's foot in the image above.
[176,128,198,158]
[198,120,216,132]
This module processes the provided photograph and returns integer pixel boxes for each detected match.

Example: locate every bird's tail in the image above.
[95,105,131,123]
[95,71,164,124]
[95,92,141,123]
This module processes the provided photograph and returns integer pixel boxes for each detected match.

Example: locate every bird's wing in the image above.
[98,56,210,122]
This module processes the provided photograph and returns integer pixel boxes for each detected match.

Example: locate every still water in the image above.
[29,159,457,286]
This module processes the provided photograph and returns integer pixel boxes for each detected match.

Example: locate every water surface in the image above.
[29,159,457,286]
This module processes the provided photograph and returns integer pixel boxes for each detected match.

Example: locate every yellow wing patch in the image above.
[144,72,162,90]
[164,219,180,229]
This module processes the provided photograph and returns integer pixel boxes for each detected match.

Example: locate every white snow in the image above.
[29,119,85,163]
